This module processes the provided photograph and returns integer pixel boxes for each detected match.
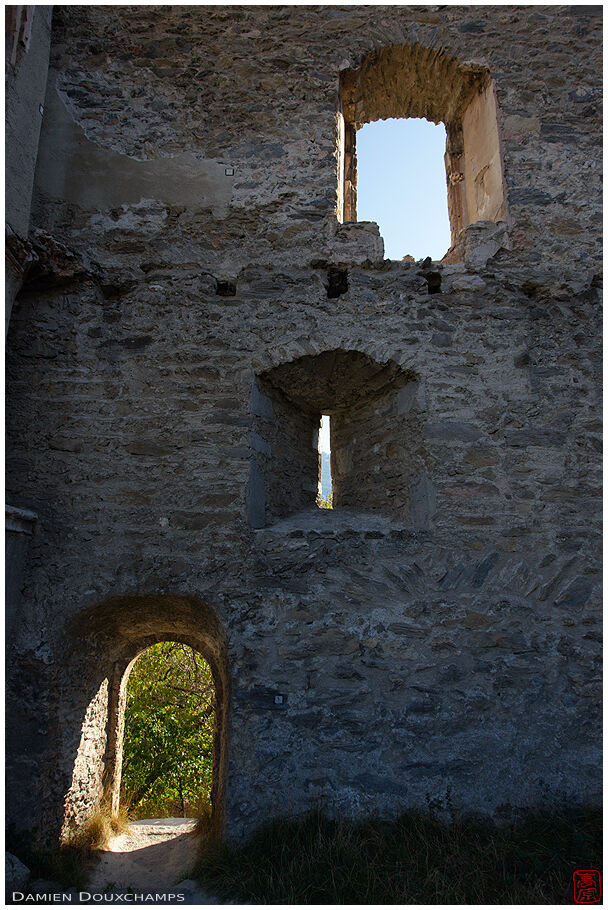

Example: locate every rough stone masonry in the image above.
[5,5,602,846]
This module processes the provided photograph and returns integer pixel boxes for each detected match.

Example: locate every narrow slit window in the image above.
[356,118,451,261]
[318,414,333,509]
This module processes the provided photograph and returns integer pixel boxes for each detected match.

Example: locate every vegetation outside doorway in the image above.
[120,641,215,820]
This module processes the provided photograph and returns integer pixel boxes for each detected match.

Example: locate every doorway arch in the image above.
[60,594,230,841]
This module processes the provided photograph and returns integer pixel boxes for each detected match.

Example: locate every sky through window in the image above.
[356,118,451,261]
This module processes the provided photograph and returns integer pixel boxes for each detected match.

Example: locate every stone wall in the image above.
[5,5,602,843]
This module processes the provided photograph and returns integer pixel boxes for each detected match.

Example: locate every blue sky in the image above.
[356,118,451,261]
[320,415,330,454]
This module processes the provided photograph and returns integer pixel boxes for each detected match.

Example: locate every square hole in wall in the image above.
[248,350,422,528]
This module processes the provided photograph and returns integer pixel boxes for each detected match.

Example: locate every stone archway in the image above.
[59,595,230,842]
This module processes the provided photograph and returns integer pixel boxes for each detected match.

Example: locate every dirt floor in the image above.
[86,818,218,902]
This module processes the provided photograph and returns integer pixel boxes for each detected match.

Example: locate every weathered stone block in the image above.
[5,852,30,894]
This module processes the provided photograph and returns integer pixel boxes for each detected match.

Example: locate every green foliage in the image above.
[194,805,602,904]
[121,641,214,818]
[318,490,333,509]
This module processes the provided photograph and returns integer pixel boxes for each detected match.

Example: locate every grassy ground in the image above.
[194,805,602,904]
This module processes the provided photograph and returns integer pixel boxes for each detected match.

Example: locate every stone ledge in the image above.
[324,220,385,266]
[442,220,511,269]
[254,506,417,541]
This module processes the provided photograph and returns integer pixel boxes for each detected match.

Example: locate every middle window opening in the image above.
[317,414,333,509]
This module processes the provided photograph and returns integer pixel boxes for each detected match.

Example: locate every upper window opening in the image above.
[318,414,333,509]
[338,44,507,260]
[357,118,451,261]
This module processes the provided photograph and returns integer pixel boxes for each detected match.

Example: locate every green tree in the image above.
[121,641,215,818]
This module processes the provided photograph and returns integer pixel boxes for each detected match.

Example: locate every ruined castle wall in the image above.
[5,6,601,841]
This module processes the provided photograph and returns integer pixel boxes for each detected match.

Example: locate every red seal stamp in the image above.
[573,870,601,903]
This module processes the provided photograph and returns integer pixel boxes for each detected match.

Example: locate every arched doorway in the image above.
[59,595,230,842]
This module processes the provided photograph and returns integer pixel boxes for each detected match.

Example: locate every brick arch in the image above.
[59,594,230,841]
[253,335,419,378]
[341,43,489,127]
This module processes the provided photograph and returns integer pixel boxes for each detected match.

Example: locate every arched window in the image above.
[338,45,507,255]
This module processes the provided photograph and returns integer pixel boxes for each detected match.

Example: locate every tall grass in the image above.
[194,805,602,904]
[74,805,131,850]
